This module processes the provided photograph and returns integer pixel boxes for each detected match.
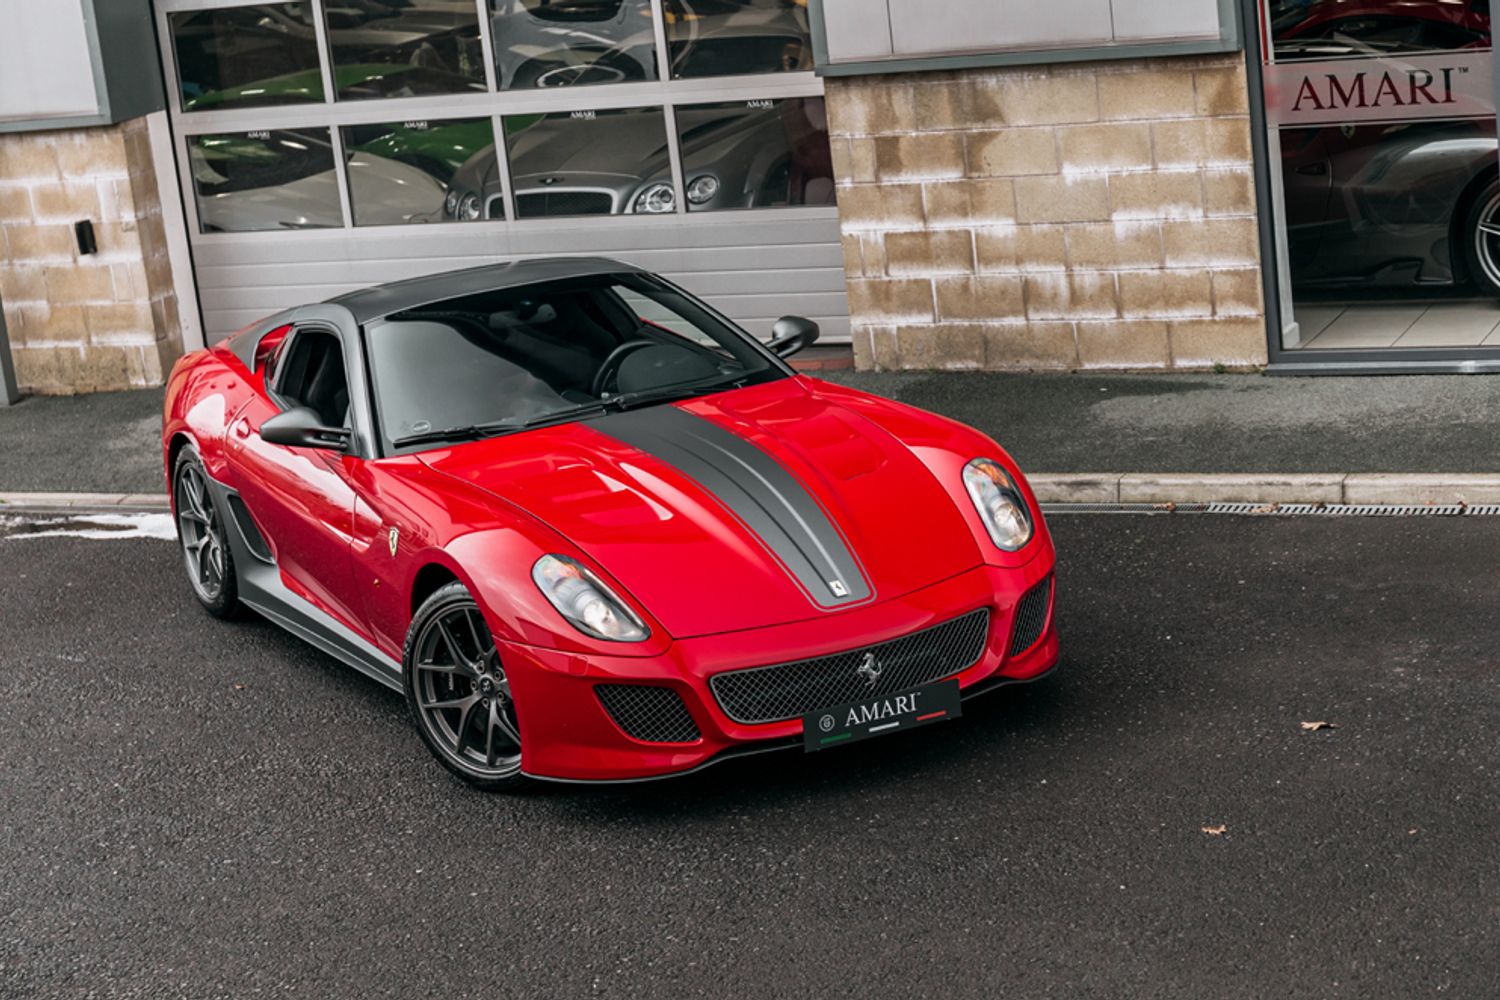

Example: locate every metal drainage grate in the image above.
[595,685,700,744]
[1043,502,1500,517]
[710,609,991,725]
[1008,575,1053,656]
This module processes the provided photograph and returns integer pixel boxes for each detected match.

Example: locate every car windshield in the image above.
[364,272,784,453]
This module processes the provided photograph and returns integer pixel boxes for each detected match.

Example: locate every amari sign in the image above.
[1264,51,1494,127]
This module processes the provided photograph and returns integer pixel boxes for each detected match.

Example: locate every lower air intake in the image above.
[1008,575,1054,656]
[710,609,991,725]
[595,685,700,744]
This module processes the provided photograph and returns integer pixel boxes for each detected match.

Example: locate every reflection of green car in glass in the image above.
[351,119,497,181]
[182,62,484,112]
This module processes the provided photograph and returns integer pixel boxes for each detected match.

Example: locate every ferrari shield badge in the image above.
[387,527,399,558]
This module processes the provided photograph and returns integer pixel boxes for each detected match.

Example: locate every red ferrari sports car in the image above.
[162,259,1058,789]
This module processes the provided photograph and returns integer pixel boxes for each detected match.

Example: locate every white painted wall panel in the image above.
[1112,0,1221,41]
[0,0,101,121]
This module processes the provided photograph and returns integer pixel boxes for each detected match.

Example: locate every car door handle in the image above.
[233,418,253,439]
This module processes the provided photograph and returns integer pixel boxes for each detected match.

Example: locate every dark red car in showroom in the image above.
[161,259,1058,790]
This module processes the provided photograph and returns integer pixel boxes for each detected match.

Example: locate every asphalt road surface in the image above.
[3,512,1498,999]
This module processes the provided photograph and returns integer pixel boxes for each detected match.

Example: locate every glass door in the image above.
[1259,0,1500,353]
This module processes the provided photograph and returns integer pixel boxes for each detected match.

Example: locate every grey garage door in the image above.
[155,0,849,343]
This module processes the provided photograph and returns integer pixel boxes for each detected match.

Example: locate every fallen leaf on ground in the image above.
[232,683,246,691]
[1300,721,1338,731]
[1201,825,1227,836]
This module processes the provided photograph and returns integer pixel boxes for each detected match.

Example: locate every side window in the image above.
[274,329,351,428]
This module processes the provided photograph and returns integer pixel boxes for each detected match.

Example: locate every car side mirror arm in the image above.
[767,315,820,359]
[259,406,352,452]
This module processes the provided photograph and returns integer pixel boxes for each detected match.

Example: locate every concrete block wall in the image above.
[826,53,1270,371]
[0,118,182,394]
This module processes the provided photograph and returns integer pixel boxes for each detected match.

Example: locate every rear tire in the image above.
[172,443,241,620]
[1462,178,1500,297]
[403,582,530,792]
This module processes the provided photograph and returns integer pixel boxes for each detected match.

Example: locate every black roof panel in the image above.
[325,256,646,323]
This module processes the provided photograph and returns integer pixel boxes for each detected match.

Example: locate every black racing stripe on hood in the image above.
[588,406,871,608]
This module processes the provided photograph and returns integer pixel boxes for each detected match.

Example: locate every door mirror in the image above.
[259,406,352,452]
[767,315,820,359]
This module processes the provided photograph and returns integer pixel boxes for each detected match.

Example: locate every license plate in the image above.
[803,679,962,752]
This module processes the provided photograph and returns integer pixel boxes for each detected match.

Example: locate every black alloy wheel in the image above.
[404,582,527,791]
[173,445,240,618]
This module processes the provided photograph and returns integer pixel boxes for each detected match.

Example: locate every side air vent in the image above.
[1008,576,1053,656]
[595,685,701,744]
[225,493,273,563]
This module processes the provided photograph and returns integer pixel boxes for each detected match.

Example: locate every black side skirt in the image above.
[201,470,403,693]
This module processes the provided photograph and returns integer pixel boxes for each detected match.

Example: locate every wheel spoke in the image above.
[417,659,471,677]
[436,617,471,672]
[492,702,522,749]
[427,694,479,712]
[1480,222,1500,238]
[485,699,500,766]
[452,697,478,755]
[465,609,488,662]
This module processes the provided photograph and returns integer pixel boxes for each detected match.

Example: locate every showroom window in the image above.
[162,0,832,233]
[1259,0,1500,356]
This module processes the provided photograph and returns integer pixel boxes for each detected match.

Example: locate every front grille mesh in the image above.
[595,685,700,743]
[1008,575,1053,656]
[515,191,614,218]
[710,609,991,725]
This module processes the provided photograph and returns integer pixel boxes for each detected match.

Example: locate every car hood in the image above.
[420,379,986,638]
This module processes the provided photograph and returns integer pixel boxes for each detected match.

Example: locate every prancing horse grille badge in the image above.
[856,651,882,689]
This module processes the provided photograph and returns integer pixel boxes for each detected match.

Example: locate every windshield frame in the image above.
[360,270,795,457]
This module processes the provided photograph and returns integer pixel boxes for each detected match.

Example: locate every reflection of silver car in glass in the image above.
[443,102,833,221]
[490,0,657,88]
[488,0,812,88]
[1284,120,1500,295]
[191,130,445,232]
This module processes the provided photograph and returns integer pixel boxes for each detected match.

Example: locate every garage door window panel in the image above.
[341,117,501,226]
[188,128,342,234]
[503,107,671,217]
[664,0,813,78]
[324,0,488,100]
[170,3,325,112]
[490,0,659,90]
[675,97,834,211]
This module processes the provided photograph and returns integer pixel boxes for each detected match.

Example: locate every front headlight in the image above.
[458,192,481,221]
[631,181,676,214]
[685,174,719,204]
[962,458,1033,551]
[444,189,461,217]
[531,554,649,642]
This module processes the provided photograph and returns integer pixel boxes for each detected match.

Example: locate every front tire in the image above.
[172,443,241,619]
[403,582,528,792]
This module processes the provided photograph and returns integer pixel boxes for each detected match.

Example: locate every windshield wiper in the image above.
[605,376,748,413]
[391,404,608,448]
